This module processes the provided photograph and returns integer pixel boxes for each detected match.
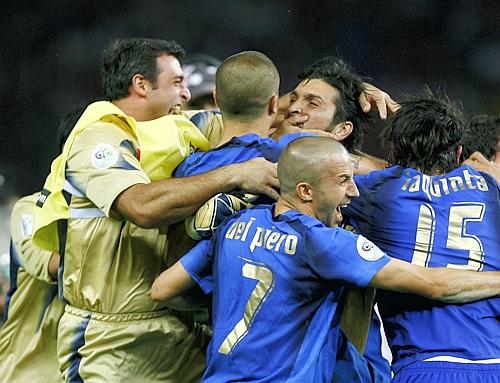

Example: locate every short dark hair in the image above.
[298,56,371,152]
[57,101,94,152]
[380,91,465,174]
[101,38,185,101]
[461,114,500,160]
[216,51,279,122]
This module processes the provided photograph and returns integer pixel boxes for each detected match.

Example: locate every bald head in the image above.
[215,51,279,122]
[278,136,349,196]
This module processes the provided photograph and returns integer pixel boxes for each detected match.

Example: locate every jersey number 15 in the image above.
[411,202,485,271]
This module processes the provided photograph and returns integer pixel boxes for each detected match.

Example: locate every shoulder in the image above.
[354,165,406,190]
[181,110,223,146]
[12,193,38,214]
[75,120,132,145]
[305,225,358,253]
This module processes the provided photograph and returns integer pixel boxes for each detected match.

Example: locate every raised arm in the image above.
[358,82,400,119]
[114,157,279,228]
[370,258,500,303]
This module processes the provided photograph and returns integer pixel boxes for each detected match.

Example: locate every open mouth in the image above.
[334,205,343,225]
[334,204,349,225]
[168,105,182,115]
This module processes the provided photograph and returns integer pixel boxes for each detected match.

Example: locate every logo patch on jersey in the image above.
[91,143,118,169]
[356,236,384,261]
[21,214,34,237]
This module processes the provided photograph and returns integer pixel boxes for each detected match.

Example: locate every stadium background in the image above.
[0,1,498,257]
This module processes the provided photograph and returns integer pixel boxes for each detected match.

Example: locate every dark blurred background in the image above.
[1,0,499,199]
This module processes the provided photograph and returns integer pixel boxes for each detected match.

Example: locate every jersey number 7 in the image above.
[218,261,275,355]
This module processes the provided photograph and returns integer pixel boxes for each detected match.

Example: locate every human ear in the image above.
[268,94,279,116]
[296,182,313,202]
[131,74,148,96]
[331,121,354,142]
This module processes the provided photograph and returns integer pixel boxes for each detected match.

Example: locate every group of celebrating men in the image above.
[0,37,499,383]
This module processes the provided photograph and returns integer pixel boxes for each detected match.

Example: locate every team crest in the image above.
[91,143,118,169]
[356,236,384,261]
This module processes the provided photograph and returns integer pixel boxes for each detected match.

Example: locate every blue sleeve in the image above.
[173,158,189,178]
[180,239,214,293]
[275,132,317,152]
[173,152,207,178]
[305,228,390,287]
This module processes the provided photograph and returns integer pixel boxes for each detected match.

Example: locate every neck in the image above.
[218,115,273,146]
[274,194,316,219]
[112,98,152,122]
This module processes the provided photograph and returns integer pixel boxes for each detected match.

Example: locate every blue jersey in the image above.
[173,132,312,177]
[181,204,390,382]
[344,165,500,373]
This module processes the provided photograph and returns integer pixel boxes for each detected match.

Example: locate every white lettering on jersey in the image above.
[226,219,298,255]
[401,169,489,200]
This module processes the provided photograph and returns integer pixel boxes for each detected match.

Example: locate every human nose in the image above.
[180,83,191,104]
[288,99,302,115]
[348,180,360,199]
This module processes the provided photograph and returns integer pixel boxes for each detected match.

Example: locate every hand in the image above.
[271,116,333,140]
[232,157,280,200]
[271,117,304,140]
[463,151,500,183]
[359,82,400,119]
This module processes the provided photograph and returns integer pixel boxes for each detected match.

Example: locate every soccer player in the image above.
[277,55,393,173]
[279,55,394,378]
[172,51,391,381]
[0,103,88,383]
[343,93,500,382]
[33,38,279,383]
[181,55,398,157]
[461,114,500,164]
[166,51,316,316]
[460,115,500,183]
[152,136,500,383]
[174,51,314,181]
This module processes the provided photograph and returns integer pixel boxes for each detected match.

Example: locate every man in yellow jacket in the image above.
[34,38,279,383]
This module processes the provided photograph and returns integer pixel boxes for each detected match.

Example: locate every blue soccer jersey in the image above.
[173,132,312,177]
[344,165,500,373]
[181,204,390,382]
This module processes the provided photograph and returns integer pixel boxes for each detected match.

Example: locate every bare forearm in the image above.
[116,166,239,228]
[115,158,278,228]
[426,268,500,303]
[371,258,500,304]
[151,261,196,301]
